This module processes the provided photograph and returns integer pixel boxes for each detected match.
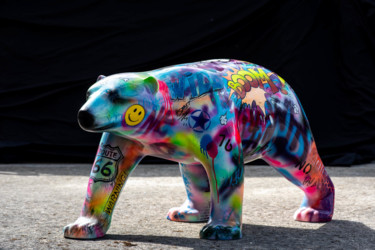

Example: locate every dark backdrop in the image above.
[1,0,374,165]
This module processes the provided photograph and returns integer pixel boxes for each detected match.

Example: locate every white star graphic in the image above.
[220,114,228,125]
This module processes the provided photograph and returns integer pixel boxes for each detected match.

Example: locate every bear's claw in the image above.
[294,207,333,222]
[200,224,242,240]
[167,206,209,222]
[63,217,108,239]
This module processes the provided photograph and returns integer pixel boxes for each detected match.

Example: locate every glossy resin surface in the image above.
[64,59,334,240]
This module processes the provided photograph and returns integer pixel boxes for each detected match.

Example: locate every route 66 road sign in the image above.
[90,144,124,182]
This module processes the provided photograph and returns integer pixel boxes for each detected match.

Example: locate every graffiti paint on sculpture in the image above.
[64,59,335,241]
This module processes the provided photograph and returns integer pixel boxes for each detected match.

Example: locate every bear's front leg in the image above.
[64,133,144,239]
[199,133,244,240]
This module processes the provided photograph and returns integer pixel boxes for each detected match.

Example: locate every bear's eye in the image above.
[86,91,92,101]
[106,89,126,104]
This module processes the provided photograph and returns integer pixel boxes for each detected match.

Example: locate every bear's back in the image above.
[149,59,241,101]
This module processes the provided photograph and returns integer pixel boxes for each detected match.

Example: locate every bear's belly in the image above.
[145,143,200,164]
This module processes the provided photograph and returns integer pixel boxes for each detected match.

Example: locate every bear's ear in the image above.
[143,76,159,94]
[97,75,106,81]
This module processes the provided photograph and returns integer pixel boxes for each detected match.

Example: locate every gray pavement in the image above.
[0,163,374,249]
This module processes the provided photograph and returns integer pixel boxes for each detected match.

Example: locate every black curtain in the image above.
[1,0,374,165]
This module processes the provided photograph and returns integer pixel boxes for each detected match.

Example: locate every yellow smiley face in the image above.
[124,104,145,126]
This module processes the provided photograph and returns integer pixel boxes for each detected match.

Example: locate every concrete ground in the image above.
[0,163,374,250]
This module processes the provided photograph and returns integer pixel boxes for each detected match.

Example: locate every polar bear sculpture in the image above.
[64,59,334,240]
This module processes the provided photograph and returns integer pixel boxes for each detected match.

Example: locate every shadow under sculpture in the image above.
[63,59,335,240]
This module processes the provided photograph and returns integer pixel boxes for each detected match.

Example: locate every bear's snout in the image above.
[78,110,95,130]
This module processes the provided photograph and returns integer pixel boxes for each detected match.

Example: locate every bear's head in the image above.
[78,73,159,136]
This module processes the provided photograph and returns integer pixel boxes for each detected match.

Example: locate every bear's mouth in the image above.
[94,123,115,131]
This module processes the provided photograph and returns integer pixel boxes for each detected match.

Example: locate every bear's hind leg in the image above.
[263,140,334,223]
[167,163,210,222]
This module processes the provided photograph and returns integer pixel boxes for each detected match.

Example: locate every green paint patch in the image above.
[231,195,242,211]
[171,133,208,164]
